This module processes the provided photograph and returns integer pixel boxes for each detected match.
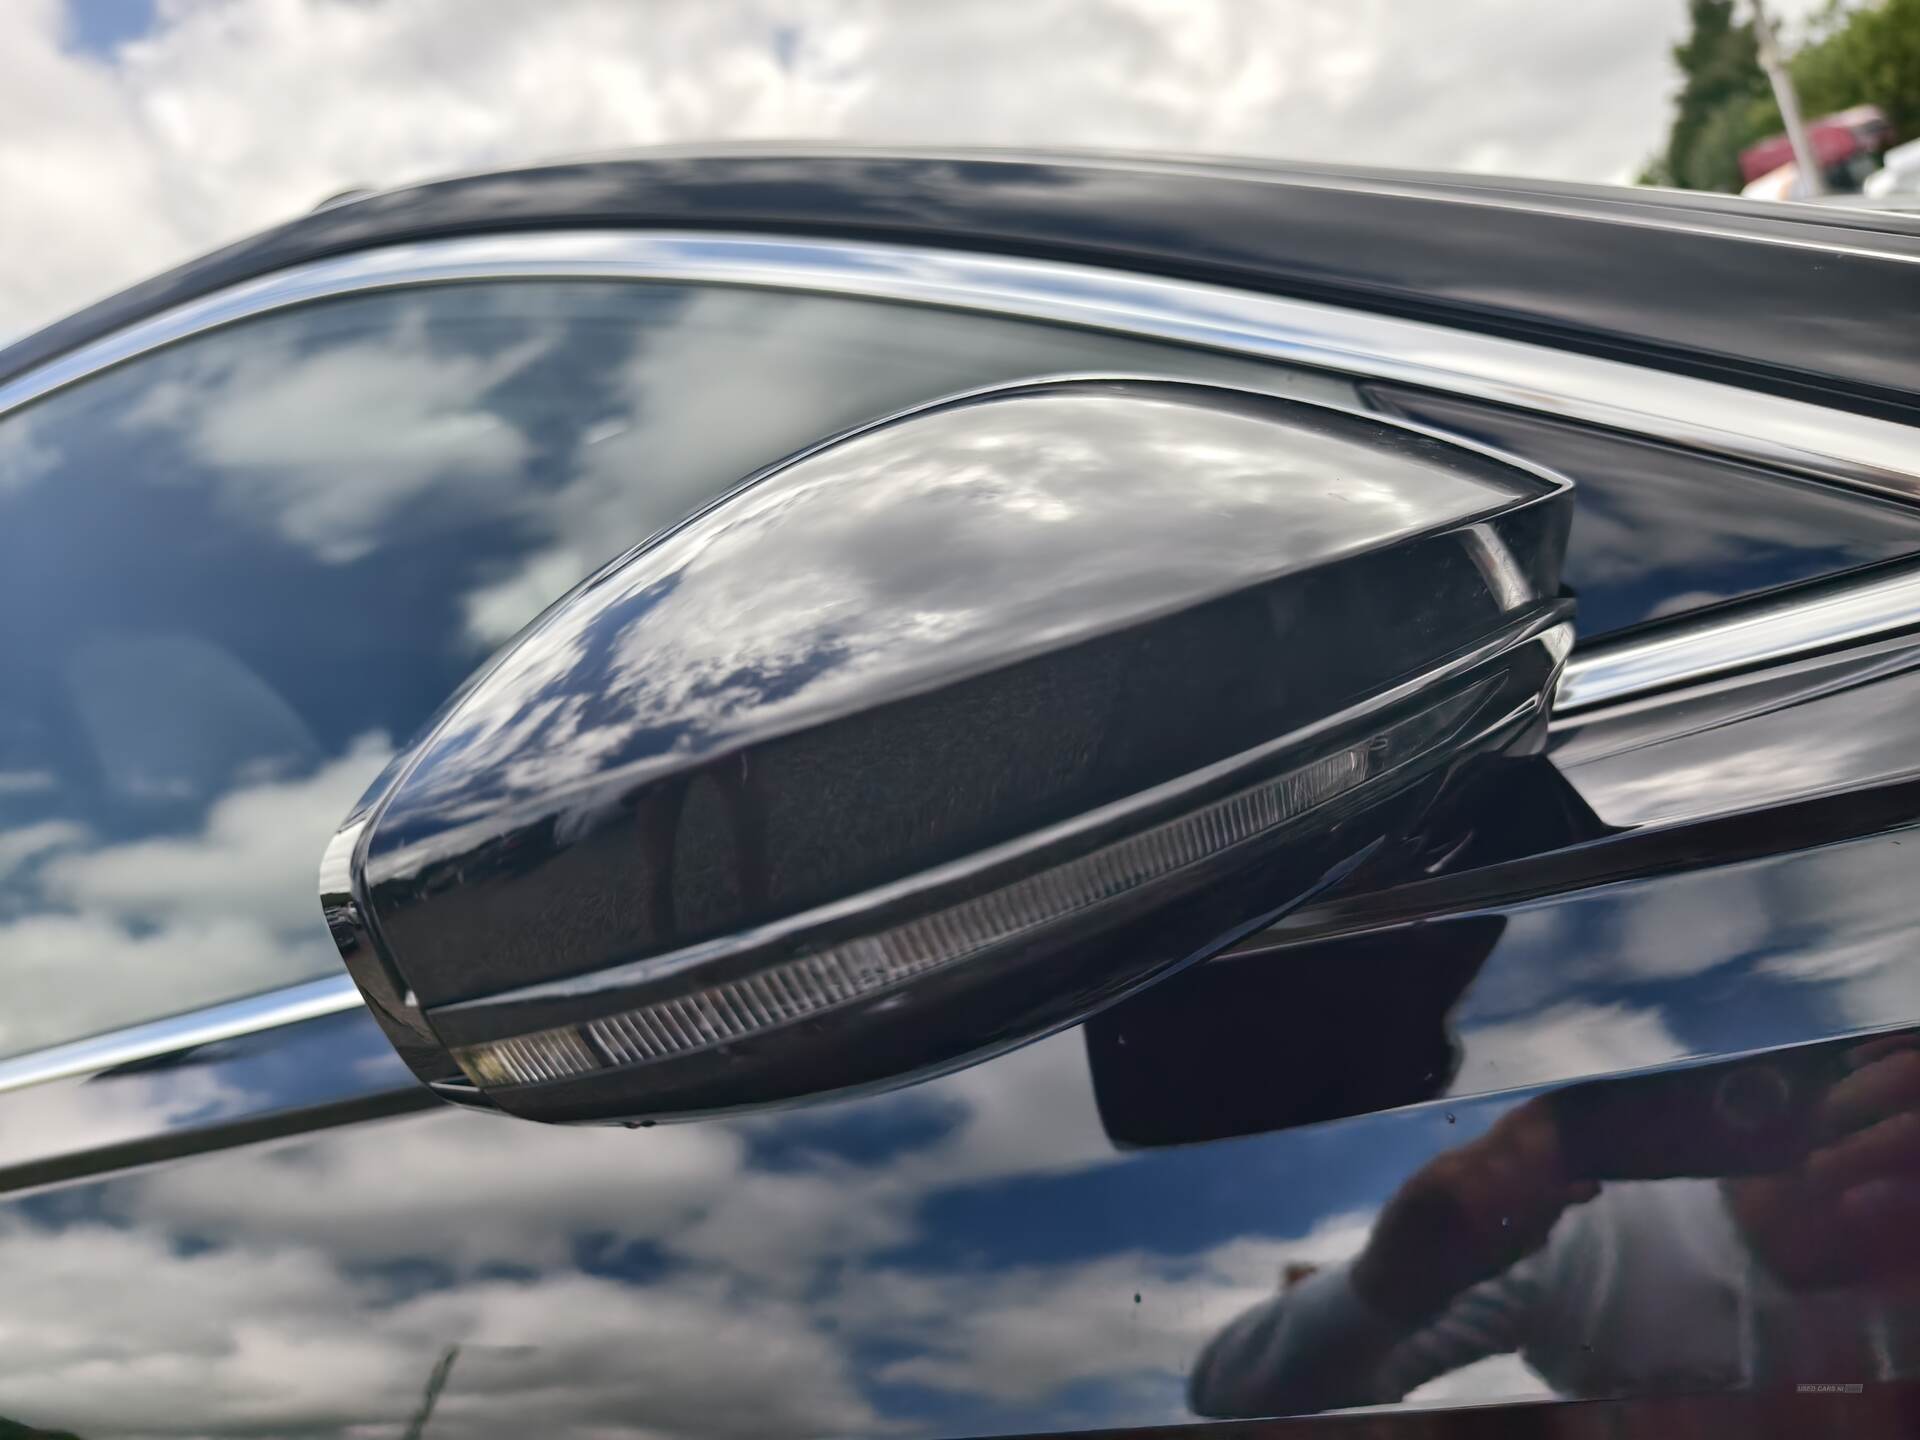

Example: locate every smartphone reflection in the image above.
[1191,1035,1920,1416]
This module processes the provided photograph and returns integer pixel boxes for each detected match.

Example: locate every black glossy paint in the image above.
[7,387,1920,1435]
[334,379,1571,1120]
[4,151,1920,420]
[7,770,1920,1433]
[4,154,1920,1440]
[1363,385,1920,635]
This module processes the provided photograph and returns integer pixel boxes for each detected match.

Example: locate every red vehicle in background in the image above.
[1740,102,1894,188]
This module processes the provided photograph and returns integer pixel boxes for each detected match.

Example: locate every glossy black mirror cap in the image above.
[320,377,1573,1123]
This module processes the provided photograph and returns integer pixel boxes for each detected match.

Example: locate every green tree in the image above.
[1647,0,1920,192]
[0,1421,85,1440]
[1793,0,1920,137]
[1663,0,1773,191]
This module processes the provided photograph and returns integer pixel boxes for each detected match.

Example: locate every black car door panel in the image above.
[2,167,1920,1437]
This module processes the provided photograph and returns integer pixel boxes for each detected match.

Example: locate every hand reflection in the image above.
[1350,1097,1597,1325]
[1191,1036,1920,1420]
[1728,1037,1920,1291]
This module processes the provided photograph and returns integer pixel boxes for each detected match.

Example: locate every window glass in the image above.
[0,280,1304,1058]
[6,274,1907,1056]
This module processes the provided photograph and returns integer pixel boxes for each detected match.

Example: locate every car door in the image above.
[3,159,1920,1439]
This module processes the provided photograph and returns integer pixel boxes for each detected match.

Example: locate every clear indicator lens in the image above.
[453,680,1493,1091]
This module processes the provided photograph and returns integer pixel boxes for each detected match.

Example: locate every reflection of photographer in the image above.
[1190,1038,1920,1417]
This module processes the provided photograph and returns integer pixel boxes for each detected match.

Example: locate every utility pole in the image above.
[1749,0,1824,196]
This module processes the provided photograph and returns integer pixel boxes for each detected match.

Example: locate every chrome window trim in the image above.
[3,230,1918,503]
[0,974,365,1098]
[4,227,1919,1092]
[1555,559,1920,714]
[17,546,1910,1091]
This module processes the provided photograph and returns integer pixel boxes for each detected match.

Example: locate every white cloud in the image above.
[0,817,85,882]
[461,545,593,649]
[1566,677,1920,830]
[0,1056,246,1173]
[132,1026,1107,1277]
[120,306,545,563]
[0,409,60,492]
[1452,862,1779,1026]
[836,1213,1377,1407]
[134,1103,750,1269]
[663,1162,919,1289]
[1752,833,1920,1030]
[1453,1000,1686,1097]
[41,731,391,934]
[1764,927,1920,1030]
[666,1030,1117,1291]
[0,910,334,1057]
[0,1213,879,1440]
[882,1026,1119,1190]
[0,733,390,1055]
[1452,831,1920,1082]
[392,1271,881,1440]
[58,1091,1373,1433]
[4,1011,1559,1432]
[0,0,180,340]
[0,0,1833,342]
[0,1026,1263,1432]
[397,343,1444,846]
[454,286,1297,649]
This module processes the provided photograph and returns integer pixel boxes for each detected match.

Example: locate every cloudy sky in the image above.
[2,0,1837,342]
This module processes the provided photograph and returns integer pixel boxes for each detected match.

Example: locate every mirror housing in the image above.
[321,378,1572,1123]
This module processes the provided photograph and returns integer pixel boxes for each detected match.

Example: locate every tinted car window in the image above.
[6,277,1905,1058]
[1364,385,1920,636]
[0,280,1303,1058]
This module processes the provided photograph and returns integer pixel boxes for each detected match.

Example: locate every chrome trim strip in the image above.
[4,581,1912,1090]
[0,974,365,1097]
[2,230,1917,502]
[22,549,1901,1091]
[1557,561,1920,713]
[3,229,1918,1092]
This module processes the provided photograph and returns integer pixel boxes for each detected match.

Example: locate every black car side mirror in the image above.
[320,378,1573,1124]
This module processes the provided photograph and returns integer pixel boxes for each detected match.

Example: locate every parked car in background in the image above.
[1738,102,1895,192]
[3,150,1920,1439]
[1867,135,1920,200]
